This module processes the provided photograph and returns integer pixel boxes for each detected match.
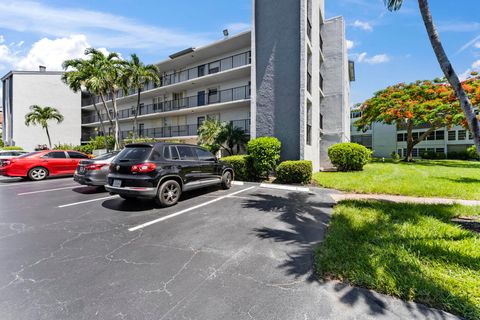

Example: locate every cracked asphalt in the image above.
[0,177,460,320]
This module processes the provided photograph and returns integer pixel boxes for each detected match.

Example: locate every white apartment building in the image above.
[2,0,351,170]
[1,70,81,151]
[350,110,477,158]
[81,0,351,171]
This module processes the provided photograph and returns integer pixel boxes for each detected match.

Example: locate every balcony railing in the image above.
[307,72,312,94]
[82,85,251,124]
[82,51,252,107]
[81,119,251,142]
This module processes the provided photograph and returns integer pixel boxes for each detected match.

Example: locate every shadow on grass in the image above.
[436,176,480,184]
[399,160,480,169]
[316,200,480,320]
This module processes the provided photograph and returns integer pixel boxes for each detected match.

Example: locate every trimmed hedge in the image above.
[328,142,371,171]
[1,146,24,151]
[220,155,251,181]
[447,151,469,160]
[467,145,479,160]
[276,160,312,184]
[421,151,446,160]
[247,137,281,178]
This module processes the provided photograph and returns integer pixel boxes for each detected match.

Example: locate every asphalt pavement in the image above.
[0,176,460,319]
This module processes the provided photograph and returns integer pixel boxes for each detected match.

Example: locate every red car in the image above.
[0,150,90,181]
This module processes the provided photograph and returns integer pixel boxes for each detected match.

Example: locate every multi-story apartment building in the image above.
[350,110,477,158]
[81,0,351,171]
[1,69,81,151]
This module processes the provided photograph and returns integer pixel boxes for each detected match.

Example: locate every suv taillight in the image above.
[131,162,157,173]
[85,163,108,171]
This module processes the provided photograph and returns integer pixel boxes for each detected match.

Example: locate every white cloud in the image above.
[0,35,4,44]
[352,20,373,31]
[225,23,250,34]
[0,1,214,52]
[346,40,355,50]
[16,40,24,47]
[459,60,480,80]
[472,60,480,70]
[356,52,390,64]
[475,42,480,49]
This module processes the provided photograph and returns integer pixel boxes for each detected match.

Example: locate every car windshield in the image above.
[116,147,152,162]
[17,152,40,158]
[94,151,120,160]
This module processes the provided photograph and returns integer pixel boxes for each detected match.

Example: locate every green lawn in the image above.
[313,160,480,200]
[315,201,480,320]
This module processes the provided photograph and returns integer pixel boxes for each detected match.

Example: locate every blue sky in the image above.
[0,0,479,106]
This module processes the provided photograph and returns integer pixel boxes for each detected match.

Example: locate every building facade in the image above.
[350,110,477,158]
[1,70,81,151]
[80,0,351,171]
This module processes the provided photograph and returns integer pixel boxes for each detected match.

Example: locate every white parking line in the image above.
[0,179,72,188]
[129,186,255,232]
[18,186,77,195]
[259,183,310,192]
[58,195,119,208]
[232,181,244,186]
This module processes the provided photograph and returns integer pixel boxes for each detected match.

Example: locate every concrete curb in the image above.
[331,193,480,206]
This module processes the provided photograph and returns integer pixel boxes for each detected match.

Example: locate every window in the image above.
[436,148,444,154]
[177,146,197,160]
[320,113,324,130]
[397,133,405,142]
[412,149,419,157]
[208,61,220,74]
[116,147,152,161]
[412,132,419,140]
[208,89,219,104]
[468,131,473,140]
[165,146,181,160]
[195,148,215,161]
[448,130,456,141]
[43,151,66,159]
[138,123,145,137]
[418,148,426,156]
[426,131,435,140]
[94,151,119,160]
[306,103,312,145]
[435,130,444,140]
[458,130,466,140]
[67,151,89,159]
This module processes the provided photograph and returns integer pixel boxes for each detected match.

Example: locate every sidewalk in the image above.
[330,193,480,206]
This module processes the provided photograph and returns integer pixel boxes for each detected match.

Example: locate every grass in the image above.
[314,201,480,320]
[313,159,480,200]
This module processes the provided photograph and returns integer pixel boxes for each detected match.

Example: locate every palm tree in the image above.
[198,118,223,146]
[217,122,248,155]
[24,105,64,149]
[122,54,160,142]
[86,48,127,150]
[384,0,480,156]
[62,57,110,150]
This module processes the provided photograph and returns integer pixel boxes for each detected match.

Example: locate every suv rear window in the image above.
[116,147,152,161]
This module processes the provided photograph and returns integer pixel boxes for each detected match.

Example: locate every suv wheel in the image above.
[156,180,181,207]
[221,171,233,190]
[28,167,49,181]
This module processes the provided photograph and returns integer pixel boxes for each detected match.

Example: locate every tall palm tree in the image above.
[384,0,480,155]
[24,105,64,149]
[62,57,109,150]
[86,48,127,150]
[122,54,160,142]
[217,122,248,155]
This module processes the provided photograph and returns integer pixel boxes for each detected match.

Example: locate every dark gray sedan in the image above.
[73,151,119,186]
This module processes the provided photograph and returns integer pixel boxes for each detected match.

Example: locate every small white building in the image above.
[1,69,81,151]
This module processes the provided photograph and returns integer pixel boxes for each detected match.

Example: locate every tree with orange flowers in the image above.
[356,77,480,161]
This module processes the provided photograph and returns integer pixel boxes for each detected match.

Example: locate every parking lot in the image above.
[0,177,457,320]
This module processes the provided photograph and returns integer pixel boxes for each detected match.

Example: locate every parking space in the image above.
[0,177,454,320]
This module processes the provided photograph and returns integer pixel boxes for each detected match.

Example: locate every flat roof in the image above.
[1,70,64,81]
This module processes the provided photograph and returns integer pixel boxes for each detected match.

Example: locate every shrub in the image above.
[447,151,469,160]
[123,137,157,145]
[54,143,80,151]
[79,136,115,155]
[2,146,23,151]
[467,145,479,160]
[247,137,281,178]
[391,151,400,162]
[328,143,371,172]
[276,160,312,184]
[221,155,252,181]
[421,151,437,160]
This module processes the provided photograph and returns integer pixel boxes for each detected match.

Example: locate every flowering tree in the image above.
[356,77,480,161]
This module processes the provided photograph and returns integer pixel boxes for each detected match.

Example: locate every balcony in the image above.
[82,85,251,125]
[82,51,251,107]
[82,119,251,142]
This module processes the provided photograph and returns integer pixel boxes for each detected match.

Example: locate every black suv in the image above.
[105,143,234,207]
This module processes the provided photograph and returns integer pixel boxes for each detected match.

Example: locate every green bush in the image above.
[421,151,437,160]
[328,143,371,172]
[447,151,469,160]
[467,145,479,160]
[54,143,81,151]
[80,136,115,154]
[391,151,400,162]
[221,155,252,181]
[276,160,312,184]
[1,146,23,151]
[123,137,157,145]
[247,137,281,178]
